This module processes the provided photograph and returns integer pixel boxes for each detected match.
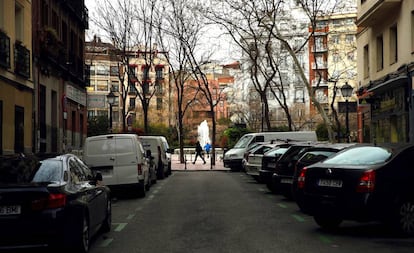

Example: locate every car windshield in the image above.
[265,147,289,156]
[322,146,392,166]
[233,135,254,149]
[32,160,63,183]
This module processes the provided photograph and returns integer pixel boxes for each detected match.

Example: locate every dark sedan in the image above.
[298,143,414,236]
[0,153,111,252]
[269,143,316,196]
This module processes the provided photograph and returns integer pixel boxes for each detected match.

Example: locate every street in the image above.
[88,171,414,253]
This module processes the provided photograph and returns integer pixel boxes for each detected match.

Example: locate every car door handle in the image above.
[109,157,115,161]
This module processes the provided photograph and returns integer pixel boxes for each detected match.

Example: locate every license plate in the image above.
[0,205,21,215]
[318,179,343,188]
[280,178,293,184]
[267,163,276,169]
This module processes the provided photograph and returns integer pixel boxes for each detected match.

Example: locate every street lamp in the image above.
[340,82,353,143]
[107,90,116,133]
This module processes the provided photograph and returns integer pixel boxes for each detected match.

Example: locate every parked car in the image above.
[139,136,170,179]
[224,131,317,171]
[245,143,281,182]
[0,153,111,252]
[259,143,293,185]
[267,142,316,195]
[298,143,414,236]
[83,134,150,197]
[241,142,265,172]
[292,143,356,209]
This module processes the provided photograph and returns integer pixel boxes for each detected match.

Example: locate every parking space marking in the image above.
[258,188,267,192]
[126,214,135,220]
[292,214,305,222]
[318,235,333,244]
[135,206,143,212]
[148,194,155,200]
[113,223,128,232]
[99,238,113,247]
[278,203,288,208]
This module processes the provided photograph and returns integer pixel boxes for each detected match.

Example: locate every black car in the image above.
[259,143,292,185]
[298,143,414,236]
[269,143,316,196]
[292,143,355,208]
[0,153,111,252]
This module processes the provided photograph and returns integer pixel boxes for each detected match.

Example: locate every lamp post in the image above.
[107,91,116,133]
[340,82,353,143]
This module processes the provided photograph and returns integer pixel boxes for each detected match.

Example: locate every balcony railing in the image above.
[0,31,10,69]
[14,42,30,78]
[357,0,402,27]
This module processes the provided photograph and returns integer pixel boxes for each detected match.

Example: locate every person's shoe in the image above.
[203,161,206,164]
[192,162,195,164]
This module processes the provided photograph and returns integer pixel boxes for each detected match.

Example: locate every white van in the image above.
[139,136,170,179]
[83,134,150,197]
[223,131,317,171]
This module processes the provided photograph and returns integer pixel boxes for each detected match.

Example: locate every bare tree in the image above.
[203,0,344,141]
[155,0,223,166]
[91,0,166,134]
[153,0,201,163]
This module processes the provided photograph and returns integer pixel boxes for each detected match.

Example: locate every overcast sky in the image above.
[84,0,239,64]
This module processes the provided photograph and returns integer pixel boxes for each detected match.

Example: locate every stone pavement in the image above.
[170,154,230,171]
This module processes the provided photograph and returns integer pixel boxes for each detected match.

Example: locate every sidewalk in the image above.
[170,154,230,171]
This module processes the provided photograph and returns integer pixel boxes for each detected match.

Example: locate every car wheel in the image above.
[101,198,112,233]
[74,214,90,253]
[266,182,277,194]
[138,183,146,198]
[392,199,414,236]
[314,215,342,230]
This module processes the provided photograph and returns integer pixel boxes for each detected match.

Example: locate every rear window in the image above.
[0,155,39,184]
[265,147,288,156]
[322,146,392,166]
[32,160,63,183]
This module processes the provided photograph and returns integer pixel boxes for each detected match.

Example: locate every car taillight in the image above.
[32,193,67,211]
[356,170,375,193]
[297,167,307,189]
[138,164,143,175]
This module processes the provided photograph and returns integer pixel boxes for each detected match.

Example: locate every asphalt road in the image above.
[88,171,414,253]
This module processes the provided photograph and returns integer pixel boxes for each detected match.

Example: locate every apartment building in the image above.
[32,0,89,152]
[86,39,171,132]
[356,0,414,143]
[0,0,33,155]
[309,12,358,140]
[85,36,121,129]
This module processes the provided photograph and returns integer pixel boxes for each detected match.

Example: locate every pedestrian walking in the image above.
[204,142,211,158]
[193,141,206,164]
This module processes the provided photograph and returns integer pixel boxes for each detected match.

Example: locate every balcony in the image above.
[311,79,329,87]
[14,42,30,78]
[0,31,10,69]
[311,62,328,70]
[356,0,401,27]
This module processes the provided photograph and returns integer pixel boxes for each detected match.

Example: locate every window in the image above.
[332,52,340,62]
[376,35,383,71]
[345,34,354,43]
[412,11,414,52]
[96,65,109,76]
[15,3,24,41]
[155,66,163,79]
[97,80,108,91]
[390,25,398,64]
[129,97,135,109]
[330,35,339,44]
[157,97,163,110]
[14,106,24,153]
[363,44,369,78]
[110,66,119,76]
[0,0,3,28]
[111,81,119,92]
[295,89,304,103]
